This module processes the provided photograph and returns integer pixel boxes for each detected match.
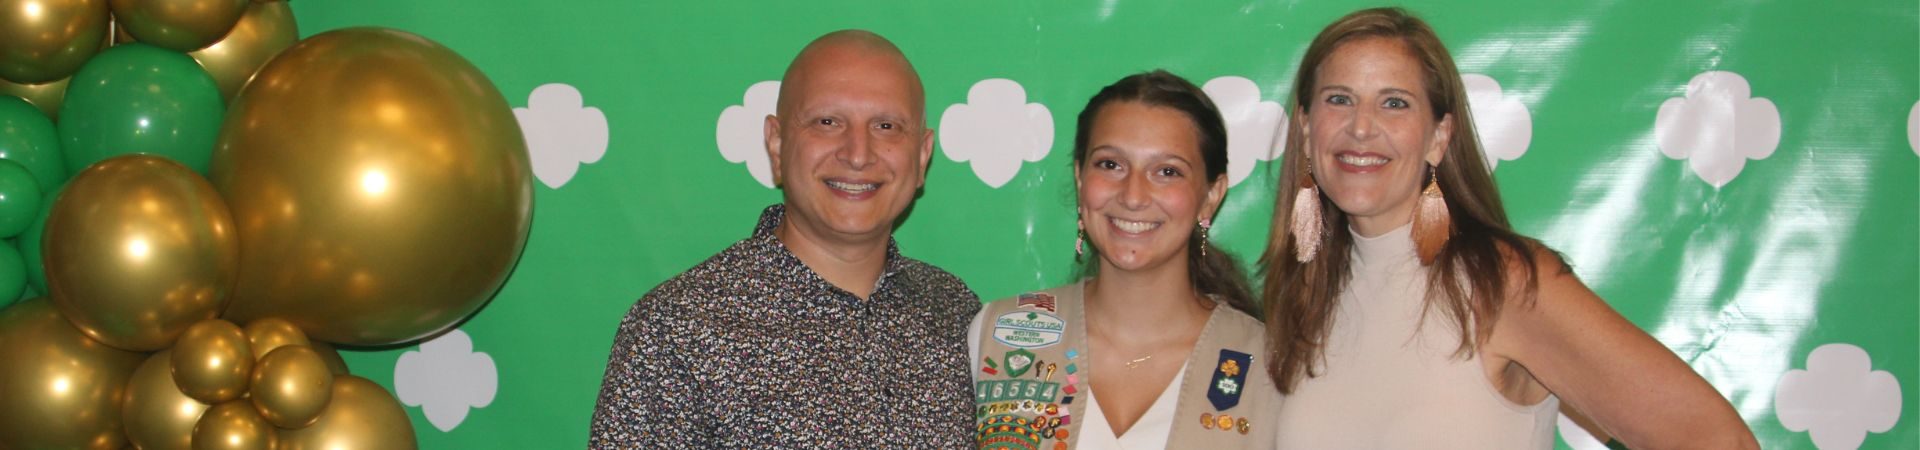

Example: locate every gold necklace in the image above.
[1125,355,1154,369]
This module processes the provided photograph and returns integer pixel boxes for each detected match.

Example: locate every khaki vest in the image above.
[973,281,1281,450]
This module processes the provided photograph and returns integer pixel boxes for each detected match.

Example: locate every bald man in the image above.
[588,30,980,448]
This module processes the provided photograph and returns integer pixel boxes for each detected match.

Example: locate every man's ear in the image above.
[764,114,783,187]
[917,126,934,188]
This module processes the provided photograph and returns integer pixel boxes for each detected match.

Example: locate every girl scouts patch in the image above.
[992,311,1065,349]
[1207,349,1253,411]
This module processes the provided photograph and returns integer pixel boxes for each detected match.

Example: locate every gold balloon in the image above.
[45,154,239,351]
[242,317,308,361]
[109,13,136,46]
[125,350,211,450]
[309,340,352,375]
[0,298,144,450]
[0,76,68,119]
[279,375,416,450]
[0,0,110,84]
[249,345,332,428]
[192,400,276,450]
[189,0,295,100]
[212,28,534,345]
[171,319,253,404]
[107,0,248,52]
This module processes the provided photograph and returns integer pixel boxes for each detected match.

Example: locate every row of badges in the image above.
[1200,412,1252,435]
[978,413,1072,450]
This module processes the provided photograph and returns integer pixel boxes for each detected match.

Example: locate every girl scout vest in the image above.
[972,281,1281,450]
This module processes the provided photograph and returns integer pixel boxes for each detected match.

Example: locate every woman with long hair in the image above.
[969,70,1279,449]
[1262,7,1757,449]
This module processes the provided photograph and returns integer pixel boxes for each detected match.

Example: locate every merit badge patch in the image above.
[1004,349,1036,378]
[992,310,1065,349]
[978,414,1042,450]
[1207,349,1253,411]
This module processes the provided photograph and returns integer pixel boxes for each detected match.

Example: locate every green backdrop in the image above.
[290,1,1918,448]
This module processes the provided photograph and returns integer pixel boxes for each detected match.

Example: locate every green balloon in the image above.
[0,161,40,239]
[55,44,223,175]
[0,97,65,190]
[20,185,55,296]
[0,241,22,309]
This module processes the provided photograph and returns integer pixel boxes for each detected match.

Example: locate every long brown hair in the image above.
[1074,70,1258,316]
[1260,7,1550,393]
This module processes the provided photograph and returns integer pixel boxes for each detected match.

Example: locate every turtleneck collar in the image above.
[1351,221,1417,267]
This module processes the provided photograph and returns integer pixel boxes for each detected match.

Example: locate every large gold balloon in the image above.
[125,350,211,450]
[192,400,276,450]
[45,154,238,351]
[0,76,68,118]
[110,13,135,46]
[172,319,253,404]
[212,28,534,346]
[278,375,416,450]
[242,317,308,361]
[0,298,144,450]
[188,0,295,100]
[0,0,110,84]
[249,345,332,428]
[309,340,352,375]
[107,0,248,52]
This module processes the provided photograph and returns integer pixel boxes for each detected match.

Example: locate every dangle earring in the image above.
[1197,219,1212,258]
[1411,166,1452,266]
[1074,217,1086,261]
[1289,155,1323,263]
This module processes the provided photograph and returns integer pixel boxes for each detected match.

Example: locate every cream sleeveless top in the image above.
[1274,224,1559,449]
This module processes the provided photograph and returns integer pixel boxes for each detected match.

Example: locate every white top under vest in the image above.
[1273,223,1560,449]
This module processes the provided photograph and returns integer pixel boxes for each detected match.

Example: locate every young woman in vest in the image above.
[968,70,1280,450]
[1262,7,1758,449]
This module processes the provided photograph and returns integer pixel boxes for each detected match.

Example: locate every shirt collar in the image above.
[751,204,910,296]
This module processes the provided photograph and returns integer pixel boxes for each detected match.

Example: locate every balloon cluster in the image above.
[0,1,534,449]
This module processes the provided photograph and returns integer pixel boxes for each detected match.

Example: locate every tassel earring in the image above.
[1411,167,1452,266]
[1197,219,1212,258]
[1289,164,1323,263]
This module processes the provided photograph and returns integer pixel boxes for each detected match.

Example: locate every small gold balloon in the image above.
[242,317,308,361]
[309,340,351,375]
[125,350,211,450]
[107,0,249,52]
[172,319,254,404]
[0,0,110,84]
[0,298,144,450]
[0,76,69,119]
[192,400,276,450]
[213,28,534,345]
[46,154,239,351]
[279,375,416,450]
[249,345,332,428]
[189,0,296,100]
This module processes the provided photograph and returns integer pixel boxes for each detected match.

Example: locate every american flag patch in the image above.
[1017,293,1056,312]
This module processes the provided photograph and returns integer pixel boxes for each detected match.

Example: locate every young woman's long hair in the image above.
[1260,7,1553,393]
[1074,70,1258,316]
